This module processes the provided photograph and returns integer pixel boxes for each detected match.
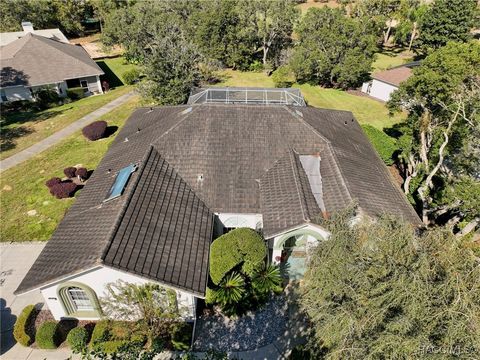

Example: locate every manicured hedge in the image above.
[67,327,89,352]
[209,228,266,284]
[82,120,107,141]
[63,167,77,178]
[36,321,59,349]
[13,305,36,346]
[361,125,398,166]
[90,320,110,348]
[49,181,77,199]
[67,87,85,100]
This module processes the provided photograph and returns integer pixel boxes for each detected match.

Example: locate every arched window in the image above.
[57,282,101,318]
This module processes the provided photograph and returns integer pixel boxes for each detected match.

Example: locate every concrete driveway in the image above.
[1,243,44,357]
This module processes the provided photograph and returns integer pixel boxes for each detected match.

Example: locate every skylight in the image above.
[104,164,137,202]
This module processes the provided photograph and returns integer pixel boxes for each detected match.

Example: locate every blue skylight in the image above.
[104,164,137,202]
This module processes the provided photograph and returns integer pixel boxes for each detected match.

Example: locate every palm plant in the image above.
[251,264,282,296]
[212,271,246,307]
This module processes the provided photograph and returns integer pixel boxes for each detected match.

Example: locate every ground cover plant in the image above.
[0,96,139,242]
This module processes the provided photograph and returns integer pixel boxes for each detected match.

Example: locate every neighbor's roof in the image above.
[0,33,103,87]
[0,28,69,46]
[372,61,421,87]
[15,99,421,296]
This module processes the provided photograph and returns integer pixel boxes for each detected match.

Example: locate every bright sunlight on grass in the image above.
[0,96,140,242]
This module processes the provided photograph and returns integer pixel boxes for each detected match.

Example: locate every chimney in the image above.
[21,22,34,33]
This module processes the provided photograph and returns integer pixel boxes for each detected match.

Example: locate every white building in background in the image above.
[361,62,420,102]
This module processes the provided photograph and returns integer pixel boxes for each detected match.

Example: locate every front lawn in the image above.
[0,95,140,242]
[372,52,412,72]
[1,86,133,160]
[218,69,405,129]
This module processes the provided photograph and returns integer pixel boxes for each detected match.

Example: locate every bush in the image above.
[63,167,77,178]
[67,327,89,352]
[171,323,192,350]
[49,181,77,199]
[122,68,141,85]
[33,87,60,110]
[13,305,36,346]
[272,65,295,88]
[36,321,59,349]
[361,125,398,166]
[67,87,85,100]
[90,320,111,348]
[249,60,264,72]
[209,228,266,284]
[45,177,62,188]
[75,167,88,180]
[82,120,107,141]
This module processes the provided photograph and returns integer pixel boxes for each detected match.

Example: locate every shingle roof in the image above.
[15,101,421,296]
[103,146,214,296]
[0,28,69,46]
[371,61,421,87]
[260,150,322,238]
[1,33,103,87]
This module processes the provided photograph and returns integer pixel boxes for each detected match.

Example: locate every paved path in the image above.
[0,92,135,172]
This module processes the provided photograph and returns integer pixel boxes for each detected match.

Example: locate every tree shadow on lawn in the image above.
[1,107,68,128]
[0,126,34,153]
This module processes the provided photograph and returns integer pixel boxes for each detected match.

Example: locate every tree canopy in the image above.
[301,210,480,359]
[388,41,480,235]
[415,0,478,54]
[290,7,378,89]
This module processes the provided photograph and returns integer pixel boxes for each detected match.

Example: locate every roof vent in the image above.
[181,107,193,115]
[295,110,303,117]
[124,137,129,142]
[344,120,348,125]
[21,22,34,33]
[146,107,153,113]
[197,174,204,182]
[137,128,141,133]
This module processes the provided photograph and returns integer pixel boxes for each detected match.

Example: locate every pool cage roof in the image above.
[187,87,306,107]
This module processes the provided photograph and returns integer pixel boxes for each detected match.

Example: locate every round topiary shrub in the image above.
[82,121,107,141]
[45,177,62,189]
[122,68,141,85]
[13,305,36,346]
[67,327,89,352]
[36,321,59,349]
[63,167,77,178]
[49,181,77,199]
[75,167,88,180]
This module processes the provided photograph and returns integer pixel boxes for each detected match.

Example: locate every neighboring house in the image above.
[0,21,69,46]
[15,88,420,322]
[361,61,421,102]
[0,33,104,103]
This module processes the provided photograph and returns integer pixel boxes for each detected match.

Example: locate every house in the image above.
[0,21,69,46]
[0,33,104,103]
[14,88,420,321]
[361,61,421,102]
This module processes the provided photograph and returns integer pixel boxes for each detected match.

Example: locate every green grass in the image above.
[218,69,405,129]
[1,86,133,160]
[96,57,139,87]
[0,96,140,242]
[372,52,412,72]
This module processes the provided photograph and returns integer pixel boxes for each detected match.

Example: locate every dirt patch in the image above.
[388,165,404,187]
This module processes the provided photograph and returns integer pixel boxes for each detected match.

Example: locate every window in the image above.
[1,90,7,102]
[67,287,93,311]
[104,164,137,202]
[80,80,88,88]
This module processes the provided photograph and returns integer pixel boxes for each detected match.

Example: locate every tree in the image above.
[415,0,478,54]
[290,7,377,89]
[394,0,428,51]
[301,210,480,359]
[388,42,480,233]
[100,281,180,347]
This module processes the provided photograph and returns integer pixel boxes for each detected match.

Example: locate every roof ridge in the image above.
[288,149,310,222]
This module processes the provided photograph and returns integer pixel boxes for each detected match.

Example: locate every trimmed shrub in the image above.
[75,167,88,180]
[67,327,89,352]
[90,320,111,348]
[13,305,36,346]
[67,87,85,100]
[63,167,77,178]
[49,181,77,199]
[45,177,62,188]
[122,68,141,85]
[33,87,60,110]
[82,120,107,141]
[36,321,59,349]
[209,228,266,284]
[361,125,398,166]
[100,340,130,354]
[249,60,263,72]
[272,65,295,88]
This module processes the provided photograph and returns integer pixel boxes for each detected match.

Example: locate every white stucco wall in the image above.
[40,266,196,321]
[361,79,398,102]
[77,75,102,94]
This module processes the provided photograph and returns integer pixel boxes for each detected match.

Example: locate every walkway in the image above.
[0,91,135,172]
